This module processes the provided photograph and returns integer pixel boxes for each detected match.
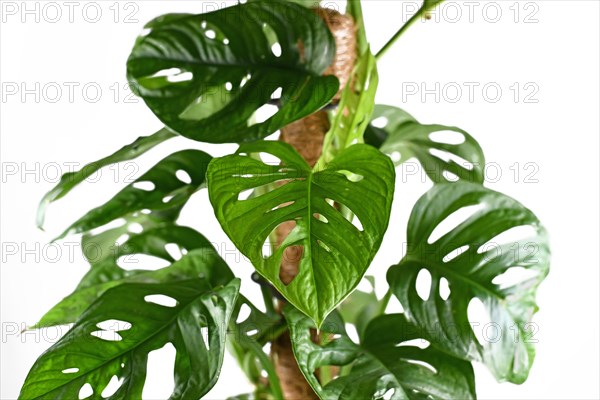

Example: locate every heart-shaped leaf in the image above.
[35,225,232,329]
[127,1,339,143]
[57,149,212,240]
[207,141,395,326]
[365,105,485,183]
[20,278,240,399]
[387,182,549,383]
[37,128,176,229]
[285,306,476,400]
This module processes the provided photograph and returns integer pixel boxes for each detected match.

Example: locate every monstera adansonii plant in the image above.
[20,1,550,399]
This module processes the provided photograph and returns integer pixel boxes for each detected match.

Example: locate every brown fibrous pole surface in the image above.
[271,8,357,400]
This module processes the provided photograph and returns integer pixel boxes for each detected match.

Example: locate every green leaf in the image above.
[35,226,232,329]
[57,149,212,240]
[126,1,339,143]
[285,306,476,400]
[37,128,175,229]
[319,49,378,167]
[227,296,284,399]
[346,0,368,55]
[20,278,240,400]
[387,182,550,383]
[207,141,395,326]
[365,105,485,183]
[337,276,381,340]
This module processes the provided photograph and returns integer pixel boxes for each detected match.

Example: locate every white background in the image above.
[1,0,599,399]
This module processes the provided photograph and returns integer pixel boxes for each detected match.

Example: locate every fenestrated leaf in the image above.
[126,1,339,143]
[207,141,395,326]
[20,278,240,400]
[337,276,382,340]
[56,149,212,240]
[318,48,378,167]
[285,306,476,400]
[387,182,549,383]
[37,127,175,229]
[227,295,284,399]
[35,225,231,329]
[364,105,485,183]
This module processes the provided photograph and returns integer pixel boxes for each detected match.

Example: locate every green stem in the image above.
[375,6,427,61]
[379,288,393,315]
[260,284,276,315]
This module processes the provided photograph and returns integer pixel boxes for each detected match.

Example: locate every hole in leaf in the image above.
[442,170,459,182]
[467,298,491,346]
[247,328,259,336]
[200,326,210,349]
[165,243,182,261]
[492,267,538,289]
[271,43,282,57]
[428,204,484,244]
[317,240,331,253]
[390,151,401,163]
[91,318,131,342]
[371,116,388,128]
[128,223,143,234]
[345,323,359,343]
[237,303,251,324]
[115,234,129,246]
[162,195,174,203]
[224,82,233,91]
[251,104,278,124]
[237,188,254,201]
[62,368,79,374]
[145,294,178,308]
[351,215,364,232]
[223,38,230,45]
[166,71,193,83]
[132,181,155,191]
[442,245,470,263]
[117,254,170,271]
[176,169,192,184]
[405,359,438,374]
[383,389,395,400]
[101,375,124,398]
[79,383,93,399]
[143,343,176,399]
[429,130,465,145]
[439,277,451,300]
[205,29,216,39]
[415,269,432,301]
[313,213,328,223]
[395,339,430,349]
[270,87,283,100]
[429,148,474,171]
[337,170,364,182]
[477,225,538,252]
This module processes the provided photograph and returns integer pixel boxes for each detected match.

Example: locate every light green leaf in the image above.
[319,49,378,167]
[207,141,395,326]
[37,128,175,229]
[20,278,240,400]
[57,149,212,240]
[285,306,476,400]
[35,225,231,329]
[365,105,485,183]
[126,1,338,143]
[387,182,549,383]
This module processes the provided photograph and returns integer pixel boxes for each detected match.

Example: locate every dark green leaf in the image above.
[387,182,549,383]
[207,141,395,326]
[337,276,381,340]
[20,278,240,400]
[37,128,175,229]
[364,105,485,183]
[228,296,284,399]
[56,149,212,240]
[126,1,338,143]
[35,226,232,329]
[285,306,476,400]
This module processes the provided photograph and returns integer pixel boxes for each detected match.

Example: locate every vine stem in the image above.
[375,6,427,61]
